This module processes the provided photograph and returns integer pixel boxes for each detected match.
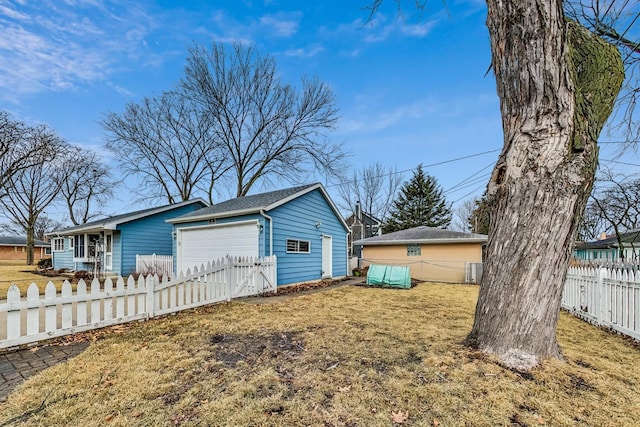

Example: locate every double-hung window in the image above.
[53,238,65,252]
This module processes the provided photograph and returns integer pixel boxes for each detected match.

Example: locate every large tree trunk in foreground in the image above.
[466,0,624,370]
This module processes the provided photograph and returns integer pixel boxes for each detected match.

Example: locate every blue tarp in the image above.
[366,264,411,288]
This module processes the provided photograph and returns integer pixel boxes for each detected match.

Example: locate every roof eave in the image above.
[355,237,488,246]
[167,207,261,224]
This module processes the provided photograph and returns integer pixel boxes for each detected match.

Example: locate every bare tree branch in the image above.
[181,43,347,197]
[54,146,117,225]
[102,91,229,204]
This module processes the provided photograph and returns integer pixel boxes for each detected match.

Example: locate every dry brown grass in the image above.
[0,261,68,299]
[1,283,639,426]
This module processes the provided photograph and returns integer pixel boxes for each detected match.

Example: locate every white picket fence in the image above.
[563,266,640,340]
[0,255,276,349]
[136,253,173,278]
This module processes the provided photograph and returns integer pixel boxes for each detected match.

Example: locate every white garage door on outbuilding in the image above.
[177,220,259,275]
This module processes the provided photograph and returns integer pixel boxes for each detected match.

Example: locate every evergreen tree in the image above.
[384,165,452,232]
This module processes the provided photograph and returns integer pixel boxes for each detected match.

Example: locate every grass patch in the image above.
[0,261,69,299]
[1,283,639,426]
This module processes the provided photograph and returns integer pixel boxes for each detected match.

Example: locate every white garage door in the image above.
[177,220,259,274]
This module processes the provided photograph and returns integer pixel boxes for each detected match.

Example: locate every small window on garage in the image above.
[407,243,421,256]
[287,239,310,253]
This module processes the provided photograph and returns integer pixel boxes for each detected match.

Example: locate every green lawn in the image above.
[1,282,639,426]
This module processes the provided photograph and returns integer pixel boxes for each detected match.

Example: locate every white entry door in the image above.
[322,235,332,278]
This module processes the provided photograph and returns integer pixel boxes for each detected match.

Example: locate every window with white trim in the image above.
[286,239,310,253]
[53,238,65,252]
[407,244,421,256]
[74,234,85,258]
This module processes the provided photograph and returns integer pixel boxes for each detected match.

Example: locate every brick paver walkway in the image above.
[0,341,89,402]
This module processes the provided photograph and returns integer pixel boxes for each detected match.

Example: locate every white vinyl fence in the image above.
[563,266,640,340]
[0,255,276,349]
[136,254,173,278]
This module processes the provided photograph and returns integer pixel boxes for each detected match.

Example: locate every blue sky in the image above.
[0,0,637,222]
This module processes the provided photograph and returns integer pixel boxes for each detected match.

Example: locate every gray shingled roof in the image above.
[0,236,50,247]
[354,226,487,245]
[49,199,207,235]
[172,183,319,221]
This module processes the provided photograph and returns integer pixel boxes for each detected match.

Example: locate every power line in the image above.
[445,173,492,195]
[325,148,501,189]
[444,162,494,194]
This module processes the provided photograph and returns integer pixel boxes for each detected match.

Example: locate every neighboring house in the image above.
[167,183,349,286]
[355,226,487,283]
[47,199,207,276]
[574,230,640,263]
[345,201,383,257]
[0,236,50,261]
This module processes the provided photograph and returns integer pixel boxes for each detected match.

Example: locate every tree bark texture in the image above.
[466,0,624,370]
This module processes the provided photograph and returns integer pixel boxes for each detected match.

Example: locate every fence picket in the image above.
[91,279,101,324]
[44,282,57,333]
[127,276,136,317]
[26,284,39,335]
[7,285,21,340]
[115,277,125,320]
[61,281,73,329]
[77,280,87,327]
[104,278,114,322]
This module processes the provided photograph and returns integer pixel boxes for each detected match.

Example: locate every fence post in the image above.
[226,256,233,301]
[146,274,155,319]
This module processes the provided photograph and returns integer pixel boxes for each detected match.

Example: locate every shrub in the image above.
[37,258,52,269]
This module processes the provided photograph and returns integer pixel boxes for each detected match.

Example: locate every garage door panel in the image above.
[178,222,258,274]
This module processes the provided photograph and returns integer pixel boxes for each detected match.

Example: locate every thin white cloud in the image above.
[0,0,156,100]
[328,13,439,43]
[108,82,136,97]
[283,46,324,58]
[0,3,27,19]
[201,9,303,43]
[260,12,301,37]
[340,97,442,134]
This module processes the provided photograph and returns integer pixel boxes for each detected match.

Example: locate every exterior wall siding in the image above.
[361,242,483,283]
[52,237,74,270]
[269,188,348,286]
[117,203,205,275]
[111,232,122,275]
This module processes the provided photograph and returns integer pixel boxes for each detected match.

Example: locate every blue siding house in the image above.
[48,199,207,276]
[574,230,640,263]
[168,183,349,286]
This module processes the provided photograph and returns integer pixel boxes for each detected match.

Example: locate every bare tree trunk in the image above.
[26,225,35,265]
[466,1,624,370]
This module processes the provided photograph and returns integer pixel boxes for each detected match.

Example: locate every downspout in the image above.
[260,210,273,256]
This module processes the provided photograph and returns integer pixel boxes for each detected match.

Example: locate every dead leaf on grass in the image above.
[391,410,408,424]
[338,385,351,392]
